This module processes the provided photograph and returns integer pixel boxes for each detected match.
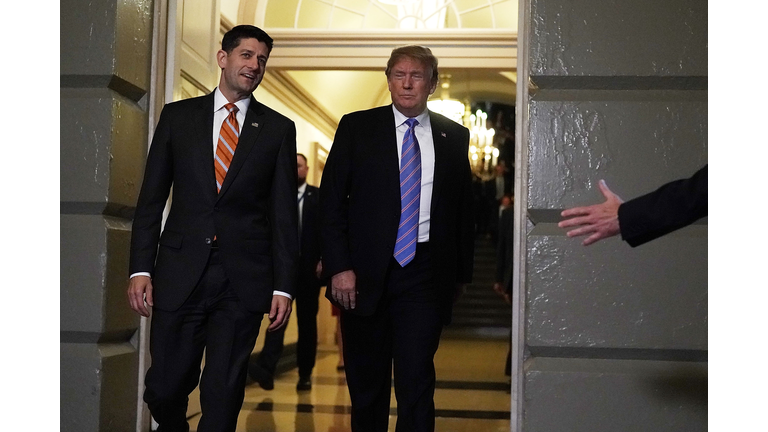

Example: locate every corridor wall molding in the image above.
[264,30,517,70]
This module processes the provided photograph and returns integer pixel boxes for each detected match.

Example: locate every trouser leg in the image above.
[143,252,225,432]
[255,323,286,376]
[195,262,262,432]
[143,306,207,432]
[341,308,393,432]
[389,244,442,432]
[296,281,320,378]
[390,295,442,432]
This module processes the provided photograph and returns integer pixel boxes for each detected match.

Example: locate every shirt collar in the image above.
[214,87,251,115]
[392,105,431,129]
[298,182,307,194]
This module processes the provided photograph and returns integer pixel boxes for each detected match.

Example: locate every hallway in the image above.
[186,336,512,432]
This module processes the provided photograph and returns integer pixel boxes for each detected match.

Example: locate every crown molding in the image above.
[265,29,517,70]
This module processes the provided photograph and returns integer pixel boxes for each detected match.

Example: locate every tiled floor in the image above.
[187,336,512,432]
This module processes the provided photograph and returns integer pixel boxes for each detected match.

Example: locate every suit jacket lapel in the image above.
[194,93,218,197]
[429,111,449,214]
[218,95,264,199]
[381,107,400,207]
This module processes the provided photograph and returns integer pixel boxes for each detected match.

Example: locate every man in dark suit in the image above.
[320,45,474,432]
[249,153,325,392]
[558,165,707,246]
[484,162,511,243]
[127,25,298,432]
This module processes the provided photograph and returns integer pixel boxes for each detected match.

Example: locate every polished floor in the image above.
[186,335,512,432]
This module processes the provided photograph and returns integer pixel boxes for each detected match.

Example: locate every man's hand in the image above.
[127,275,154,317]
[331,270,356,310]
[315,260,323,279]
[558,179,624,246]
[267,295,292,332]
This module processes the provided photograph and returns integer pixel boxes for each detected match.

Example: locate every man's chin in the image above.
[239,79,261,93]
[395,103,425,116]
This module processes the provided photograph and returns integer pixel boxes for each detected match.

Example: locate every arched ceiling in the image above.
[223,0,518,136]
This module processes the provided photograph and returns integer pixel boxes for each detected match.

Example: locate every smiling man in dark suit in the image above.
[127,25,298,432]
[320,45,474,432]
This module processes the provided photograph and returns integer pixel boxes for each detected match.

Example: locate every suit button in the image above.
[205,238,212,245]
[214,207,219,212]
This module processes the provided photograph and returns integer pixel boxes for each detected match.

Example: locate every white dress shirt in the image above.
[392,105,435,243]
[297,182,307,236]
[132,88,291,300]
[298,182,307,222]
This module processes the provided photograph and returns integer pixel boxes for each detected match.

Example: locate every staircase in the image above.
[448,235,512,338]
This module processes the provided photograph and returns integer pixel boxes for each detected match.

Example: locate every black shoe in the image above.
[296,376,312,391]
[248,363,274,391]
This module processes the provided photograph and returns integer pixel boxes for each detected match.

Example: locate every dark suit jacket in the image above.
[298,184,324,287]
[129,91,299,313]
[618,164,708,247]
[484,175,510,202]
[320,105,474,323]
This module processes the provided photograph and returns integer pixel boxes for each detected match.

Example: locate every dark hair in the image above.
[385,46,439,84]
[297,153,308,164]
[222,25,274,54]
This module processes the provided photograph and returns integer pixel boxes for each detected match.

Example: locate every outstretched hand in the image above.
[558,180,624,246]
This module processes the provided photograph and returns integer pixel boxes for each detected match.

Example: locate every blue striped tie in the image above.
[394,118,421,266]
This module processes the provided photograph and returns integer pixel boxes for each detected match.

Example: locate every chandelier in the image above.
[426,75,498,174]
[428,102,498,174]
[468,110,497,173]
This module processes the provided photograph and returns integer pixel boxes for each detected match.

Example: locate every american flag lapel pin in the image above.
[441,132,446,138]
[252,122,259,128]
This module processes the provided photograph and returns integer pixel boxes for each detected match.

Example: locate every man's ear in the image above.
[216,49,228,69]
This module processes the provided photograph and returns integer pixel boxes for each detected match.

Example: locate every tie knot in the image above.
[405,118,419,129]
[224,103,238,114]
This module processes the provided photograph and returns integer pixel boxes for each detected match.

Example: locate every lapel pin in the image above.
[441,132,446,137]
[252,122,259,128]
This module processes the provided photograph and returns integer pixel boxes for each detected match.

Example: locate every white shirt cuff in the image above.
[130,272,152,279]
[273,290,292,300]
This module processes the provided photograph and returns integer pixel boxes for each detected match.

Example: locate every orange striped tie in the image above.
[215,103,239,192]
